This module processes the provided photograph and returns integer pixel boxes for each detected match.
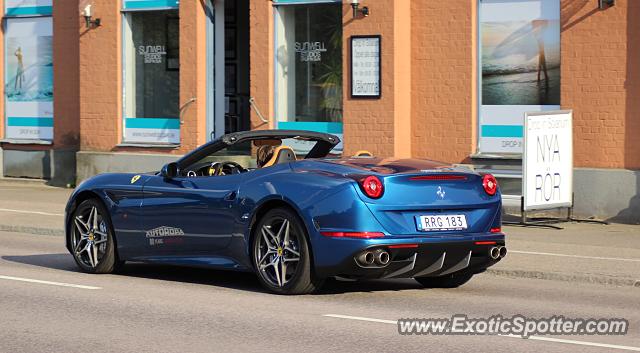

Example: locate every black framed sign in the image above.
[350,35,381,98]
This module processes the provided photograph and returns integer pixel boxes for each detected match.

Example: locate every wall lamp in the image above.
[82,4,101,28]
[598,0,615,9]
[350,0,369,19]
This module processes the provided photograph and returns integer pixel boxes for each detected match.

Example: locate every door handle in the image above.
[224,191,237,201]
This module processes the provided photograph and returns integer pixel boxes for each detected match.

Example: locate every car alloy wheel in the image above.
[70,199,118,274]
[256,217,301,287]
[252,208,323,294]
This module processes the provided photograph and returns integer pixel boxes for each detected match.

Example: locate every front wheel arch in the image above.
[66,192,121,264]
[66,191,102,252]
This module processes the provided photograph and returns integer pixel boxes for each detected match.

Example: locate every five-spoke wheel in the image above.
[252,208,322,294]
[71,199,118,273]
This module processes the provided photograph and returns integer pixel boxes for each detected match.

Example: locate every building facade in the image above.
[0,0,638,223]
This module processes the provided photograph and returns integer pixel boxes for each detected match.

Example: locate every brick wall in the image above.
[561,0,640,169]
[342,1,396,157]
[249,0,273,131]
[62,0,640,171]
[53,1,81,150]
[78,0,206,155]
[411,0,475,163]
[177,0,208,152]
[78,0,121,152]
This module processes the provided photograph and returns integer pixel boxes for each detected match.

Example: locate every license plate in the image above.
[416,214,468,231]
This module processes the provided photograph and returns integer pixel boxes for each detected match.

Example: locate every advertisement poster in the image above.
[479,0,560,155]
[4,17,54,141]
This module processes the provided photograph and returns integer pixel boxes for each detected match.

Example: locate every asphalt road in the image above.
[0,230,639,353]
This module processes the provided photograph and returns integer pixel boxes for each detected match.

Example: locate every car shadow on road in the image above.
[2,253,80,272]
[3,253,425,295]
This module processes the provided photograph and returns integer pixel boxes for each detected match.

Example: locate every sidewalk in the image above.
[0,178,638,287]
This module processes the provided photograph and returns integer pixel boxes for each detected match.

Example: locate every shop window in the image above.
[123,10,180,144]
[274,2,343,150]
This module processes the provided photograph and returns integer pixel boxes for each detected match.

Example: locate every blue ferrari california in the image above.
[65,130,505,294]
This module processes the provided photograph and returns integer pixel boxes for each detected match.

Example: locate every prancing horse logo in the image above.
[437,186,446,200]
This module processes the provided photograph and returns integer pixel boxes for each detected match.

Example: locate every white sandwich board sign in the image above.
[523,110,573,211]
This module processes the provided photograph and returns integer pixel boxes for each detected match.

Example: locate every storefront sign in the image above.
[295,41,326,62]
[4,17,54,141]
[479,0,560,155]
[351,35,381,98]
[138,45,167,64]
[124,118,180,144]
[523,110,573,211]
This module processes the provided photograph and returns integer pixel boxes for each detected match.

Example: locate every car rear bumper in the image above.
[312,233,506,279]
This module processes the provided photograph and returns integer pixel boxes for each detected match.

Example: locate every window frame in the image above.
[120,3,181,146]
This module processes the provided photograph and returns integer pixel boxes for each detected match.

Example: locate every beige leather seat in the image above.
[262,146,297,168]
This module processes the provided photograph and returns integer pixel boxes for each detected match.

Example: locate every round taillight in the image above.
[482,174,498,196]
[360,176,384,199]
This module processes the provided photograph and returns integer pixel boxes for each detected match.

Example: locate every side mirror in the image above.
[161,162,178,179]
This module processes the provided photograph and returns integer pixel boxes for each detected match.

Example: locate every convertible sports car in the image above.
[65,130,506,294]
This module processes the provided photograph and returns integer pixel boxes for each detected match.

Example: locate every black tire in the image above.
[415,272,474,288]
[252,208,323,294]
[69,199,119,274]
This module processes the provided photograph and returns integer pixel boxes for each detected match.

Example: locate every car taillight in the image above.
[359,175,384,199]
[482,174,498,196]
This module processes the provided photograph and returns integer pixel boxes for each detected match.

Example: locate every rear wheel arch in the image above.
[247,199,316,270]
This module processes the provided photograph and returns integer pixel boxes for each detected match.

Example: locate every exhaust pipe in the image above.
[374,249,390,266]
[489,247,500,260]
[498,246,507,258]
[357,251,375,266]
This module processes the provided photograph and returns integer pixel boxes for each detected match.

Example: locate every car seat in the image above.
[262,146,297,167]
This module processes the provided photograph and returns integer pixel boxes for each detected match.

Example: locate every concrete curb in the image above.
[486,269,640,288]
[0,177,50,186]
[0,224,65,237]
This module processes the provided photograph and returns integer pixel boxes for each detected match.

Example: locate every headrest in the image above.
[262,146,297,168]
[354,150,373,157]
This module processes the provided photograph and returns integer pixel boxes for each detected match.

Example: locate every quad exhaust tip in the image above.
[356,249,391,267]
[489,246,507,260]
[374,249,390,266]
[489,247,500,260]
[357,251,375,266]
[499,246,507,258]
